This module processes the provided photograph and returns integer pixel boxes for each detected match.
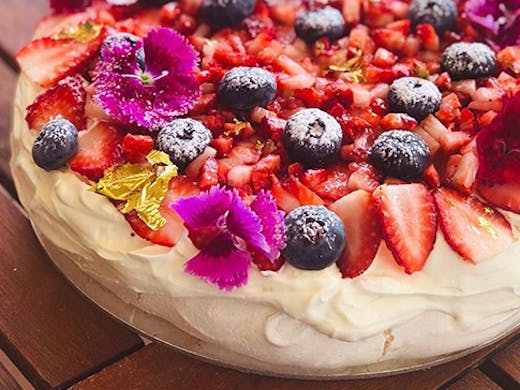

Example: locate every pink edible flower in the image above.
[92,28,200,130]
[50,0,140,13]
[171,187,286,290]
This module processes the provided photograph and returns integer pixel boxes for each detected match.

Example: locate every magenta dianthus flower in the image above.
[93,28,200,130]
[171,187,286,290]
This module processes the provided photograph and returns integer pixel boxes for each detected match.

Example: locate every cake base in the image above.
[35,227,520,379]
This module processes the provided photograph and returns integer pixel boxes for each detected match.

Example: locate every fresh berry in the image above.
[374,184,437,274]
[125,177,200,247]
[25,75,86,131]
[330,190,382,278]
[387,77,441,121]
[32,119,78,171]
[409,0,457,35]
[16,27,107,88]
[217,67,277,111]
[295,7,346,43]
[156,119,212,170]
[478,183,520,213]
[68,122,123,181]
[283,108,342,167]
[282,206,346,271]
[201,0,255,29]
[441,43,496,81]
[122,134,154,163]
[369,130,430,180]
[433,188,514,263]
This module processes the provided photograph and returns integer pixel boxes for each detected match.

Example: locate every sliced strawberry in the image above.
[251,154,281,192]
[25,74,86,131]
[330,190,381,278]
[122,134,154,163]
[314,164,351,201]
[185,146,217,178]
[126,176,200,247]
[423,163,440,188]
[17,27,107,88]
[227,165,253,188]
[69,122,123,181]
[347,162,381,193]
[380,113,417,131]
[478,183,520,213]
[199,157,219,190]
[283,178,325,206]
[415,23,439,51]
[270,175,300,213]
[252,252,285,272]
[433,188,514,263]
[374,184,437,274]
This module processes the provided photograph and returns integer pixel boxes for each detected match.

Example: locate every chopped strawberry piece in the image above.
[436,93,461,125]
[478,183,520,213]
[211,136,233,157]
[445,152,479,194]
[313,164,351,201]
[301,169,328,189]
[122,134,154,163]
[457,108,478,135]
[17,27,107,88]
[330,190,381,278]
[380,113,417,130]
[283,178,325,206]
[439,131,472,153]
[347,162,381,193]
[371,28,405,52]
[25,74,86,131]
[126,176,200,247]
[374,184,437,274]
[270,175,300,212]
[251,155,281,192]
[199,157,219,190]
[185,146,217,178]
[415,24,439,51]
[68,122,123,181]
[423,163,441,188]
[342,0,361,25]
[227,165,253,188]
[373,48,398,67]
[433,188,514,263]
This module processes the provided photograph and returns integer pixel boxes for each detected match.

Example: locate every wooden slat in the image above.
[0,185,143,390]
[72,332,519,390]
[483,337,520,390]
[0,359,22,390]
[446,370,501,390]
[0,0,48,67]
[0,60,17,194]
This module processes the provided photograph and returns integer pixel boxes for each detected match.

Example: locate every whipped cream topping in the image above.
[10,76,520,349]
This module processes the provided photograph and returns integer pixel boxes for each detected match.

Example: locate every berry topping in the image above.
[283,108,342,167]
[295,6,346,43]
[330,190,382,278]
[217,67,277,111]
[32,119,78,171]
[68,122,123,181]
[201,0,255,29]
[25,74,86,132]
[409,0,457,35]
[433,188,514,263]
[387,77,442,121]
[441,42,497,80]
[478,183,520,213]
[156,119,212,170]
[374,184,437,274]
[370,130,430,180]
[283,206,346,271]
[16,23,107,88]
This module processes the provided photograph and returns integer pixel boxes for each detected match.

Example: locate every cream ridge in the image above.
[10,75,520,371]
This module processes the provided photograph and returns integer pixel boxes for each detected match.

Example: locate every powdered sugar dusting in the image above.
[441,42,496,80]
[387,77,441,120]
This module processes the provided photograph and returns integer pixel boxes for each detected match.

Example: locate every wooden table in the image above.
[0,2,518,389]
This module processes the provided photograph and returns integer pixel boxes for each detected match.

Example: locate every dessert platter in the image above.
[10,0,520,378]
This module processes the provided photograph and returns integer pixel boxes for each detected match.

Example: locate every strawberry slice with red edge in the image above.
[69,121,123,181]
[25,74,87,131]
[477,183,520,213]
[125,176,200,247]
[374,184,437,274]
[330,190,382,278]
[434,187,514,263]
[122,134,154,163]
[16,26,107,88]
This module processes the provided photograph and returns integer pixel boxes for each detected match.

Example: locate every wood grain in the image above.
[72,333,519,390]
[0,185,143,390]
[0,0,48,67]
[0,359,22,390]
[446,370,501,390]
[483,338,520,390]
[0,60,17,194]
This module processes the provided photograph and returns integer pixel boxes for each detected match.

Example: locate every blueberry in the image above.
[369,130,430,180]
[283,108,342,167]
[201,0,255,29]
[32,118,78,171]
[409,0,457,35]
[218,67,277,111]
[283,206,346,271]
[441,42,496,81]
[387,77,441,121]
[156,119,212,170]
[103,33,145,70]
[295,6,346,43]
